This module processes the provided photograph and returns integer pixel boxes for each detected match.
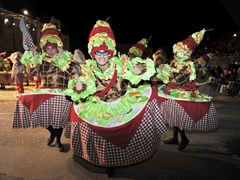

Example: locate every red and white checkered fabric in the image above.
[64,99,168,167]
[158,99,219,131]
[23,34,35,50]
[12,95,72,129]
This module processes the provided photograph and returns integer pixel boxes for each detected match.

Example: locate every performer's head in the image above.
[0,52,6,60]
[172,29,206,60]
[39,23,63,57]
[88,20,116,64]
[128,38,147,59]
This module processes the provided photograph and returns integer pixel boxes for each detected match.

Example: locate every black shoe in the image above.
[178,139,189,151]
[106,167,115,177]
[56,143,64,152]
[47,135,55,146]
[163,138,179,145]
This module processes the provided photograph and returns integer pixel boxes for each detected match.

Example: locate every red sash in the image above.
[95,68,117,97]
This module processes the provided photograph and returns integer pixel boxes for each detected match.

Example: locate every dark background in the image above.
[1,0,240,56]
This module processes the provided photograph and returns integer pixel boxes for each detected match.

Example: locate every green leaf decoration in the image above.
[62,76,97,102]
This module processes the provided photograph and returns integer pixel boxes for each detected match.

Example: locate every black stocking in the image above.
[55,128,64,152]
[47,125,55,136]
[55,128,63,145]
[46,125,55,145]
[179,129,188,141]
[172,127,179,140]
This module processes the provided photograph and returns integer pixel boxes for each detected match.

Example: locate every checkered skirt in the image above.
[158,99,219,131]
[64,99,168,167]
[12,95,72,129]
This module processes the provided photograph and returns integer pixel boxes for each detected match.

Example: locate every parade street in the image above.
[0,83,240,180]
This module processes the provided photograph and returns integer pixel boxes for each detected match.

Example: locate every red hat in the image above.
[173,29,206,59]
[39,23,63,52]
[42,42,58,52]
[128,38,147,58]
[0,52,6,59]
[4,57,11,62]
[197,53,215,66]
[182,36,198,52]
[152,48,167,63]
[88,20,116,59]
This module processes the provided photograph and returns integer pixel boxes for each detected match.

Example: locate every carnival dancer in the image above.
[63,19,167,177]
[127,37,151,87]
[0,53,12,89]
[10,51,26,94]
[12,18,84,152]
[128,38,148,59]
[0,52,7,89]
[0,52,6,69]
[151,48,169,88]
[156,29,219,151]
[194,53,219,96]
[194,53,215,83]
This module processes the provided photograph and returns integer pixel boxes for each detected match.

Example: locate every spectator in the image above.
[226,67,240,97]
[218,68,236,92]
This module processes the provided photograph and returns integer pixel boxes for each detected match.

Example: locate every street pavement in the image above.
[0,83,240,180]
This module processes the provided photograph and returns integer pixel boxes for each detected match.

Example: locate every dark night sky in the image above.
[1,0,240,55]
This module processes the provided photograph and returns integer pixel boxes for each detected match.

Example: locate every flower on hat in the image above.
[88,20,116,59]
[39,23,63,52]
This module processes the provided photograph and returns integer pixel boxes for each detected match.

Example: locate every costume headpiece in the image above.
[1,56,11,71]
[128,38,147,58]
[196,53,215,67]
[0,52,6,59]
[4,57,11,62]
[152,48,167,63]
[39,23,63,52]
[88,20,116,59]
[173,29,206,59]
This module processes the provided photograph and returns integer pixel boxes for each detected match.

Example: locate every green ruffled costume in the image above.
[156,29,213,101]
[63,54,155,127]
[63,19,156,127]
